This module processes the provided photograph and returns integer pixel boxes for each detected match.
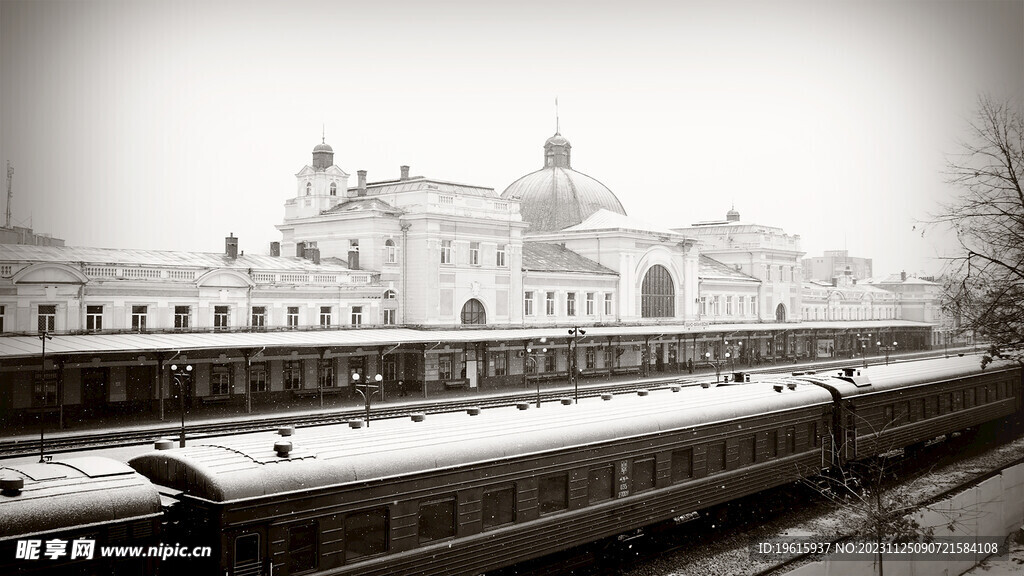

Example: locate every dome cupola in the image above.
[312,136,334,171]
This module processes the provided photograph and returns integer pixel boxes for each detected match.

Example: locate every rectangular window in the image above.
[496,244,506,267]
[633,458,656,492]
[439,354,453,380]
[738,296,746,316]
[86,305,103,331]
[0,305,4,332]
[671,448,693,482]
[491,351,507,376]
[543,350,555,373]
[725,296,733,316]
[786,426,796,454]
[385,241,397,264]
[344,508,388,562]
[768,430,779,457]
[707,442,726,475]
[740,435,756,466]
[33,371,57,406]
[283,360,302,390]
[566,293,576,316]
[538,474,568,515]
[383,308,396,325]
[287,306,300,329]
[418,498,456,543]
[250,363,268,393]
[251,306,266,329]
[319,306,331,327]
[174,305,190,329]
[699,297,707,315]
[546,292,555,315]
[482,486,516,531]
[586,292,595,315]
[131,305,148,331]
[524,291,534,316]
[807,421,819,447]
[585,347,596,369]
[588,466,615,503]
[214,305,229,330]
[751,296,758,316]
[470,242,480,265]
[287,522,318,574]
[319,360,335,387]
[211,365,231,396]
[351,306,363,326]
[234,534,260,574]
[440,240,452,264]
[38,304,57,333]
[604,348,614,369]
[712,296,720,316]
[604,293,613,315]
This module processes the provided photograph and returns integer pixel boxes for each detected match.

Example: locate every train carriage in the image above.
[0,457,163,576]
[800,356,1022,462]
[129,381,835,576]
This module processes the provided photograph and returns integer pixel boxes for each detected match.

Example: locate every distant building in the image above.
[802,250,872,283]
[0,225,65,247]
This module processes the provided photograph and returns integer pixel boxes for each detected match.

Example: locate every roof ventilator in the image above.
[1,477,24,496]
[275,440,292,457]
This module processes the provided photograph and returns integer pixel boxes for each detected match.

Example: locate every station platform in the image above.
[1,349,978,445]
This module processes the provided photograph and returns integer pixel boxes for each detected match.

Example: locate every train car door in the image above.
[230,529,265,576]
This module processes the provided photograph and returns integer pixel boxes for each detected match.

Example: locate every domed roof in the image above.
[313,142,333,153]
[501,131,626,233]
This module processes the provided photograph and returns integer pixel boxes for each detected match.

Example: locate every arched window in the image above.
[775,303,787,322]
[384,239,396,264]
[383,290,397,299]
[461,299,486,325]
[305,182,312,196]
[330,182,337,196]
[641,265,674,318]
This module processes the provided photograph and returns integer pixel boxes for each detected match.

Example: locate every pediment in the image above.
[196,269,256,288]
[12,263,89,284]
[295,165,316,177]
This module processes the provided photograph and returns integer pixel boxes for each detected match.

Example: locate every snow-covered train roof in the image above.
[801,355,1015,397]
[0,457,162,540]
[129,381,834,503]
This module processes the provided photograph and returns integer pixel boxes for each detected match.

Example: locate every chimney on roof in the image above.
[831,277,838,287]
[225,233,238,259]
[270,242,280,257]
[357,170,367,197]
[901,271,907,281]
[296,241,306,258]
[307,247,320,265]
[400,165,410,181]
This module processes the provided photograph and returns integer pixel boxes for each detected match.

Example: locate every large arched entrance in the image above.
[775,303,787,322]
[461,299,486,325]
[641,265,675,318]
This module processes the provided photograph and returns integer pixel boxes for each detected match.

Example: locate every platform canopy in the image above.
[0,320,932,361]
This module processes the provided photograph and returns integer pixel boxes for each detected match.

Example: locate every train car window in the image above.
[482,486,516,530]
[538,474,568,515]
[234,534,260,573]
[671,448,693,482]
[786,427,796,454]
[344,507,388,562]
[706,443,726,475]
[768,430,779,458]
[807,422,819,448]
[946,393,955,412]
[287,522,318,574]
[954,391,963,411]
[419,498,457,543]
[994,383,1001,400]
[884,405,894,427]
[926,396,938,418]
[979,386,988,404]
[898,402,910,425]
[633,458,656,492]
[739,435,756,465]
[588,466,615,503]
[910,399,923,423]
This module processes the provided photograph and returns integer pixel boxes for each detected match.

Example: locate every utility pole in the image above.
[5,161,12,228]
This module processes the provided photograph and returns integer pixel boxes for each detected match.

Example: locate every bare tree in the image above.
[928,94,1024,366]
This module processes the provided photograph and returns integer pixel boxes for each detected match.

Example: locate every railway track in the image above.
[0,349,978,459]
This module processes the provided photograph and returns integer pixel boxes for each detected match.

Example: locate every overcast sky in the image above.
[1,0,1021,277]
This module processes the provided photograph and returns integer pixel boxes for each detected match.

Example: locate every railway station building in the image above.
[0,131,937,427]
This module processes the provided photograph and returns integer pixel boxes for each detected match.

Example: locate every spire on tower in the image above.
[555,96,560,134]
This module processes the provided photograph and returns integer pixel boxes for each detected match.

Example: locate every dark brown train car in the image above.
[0,457,163,575]
[130,381,834,576]
[804,356,1022,461]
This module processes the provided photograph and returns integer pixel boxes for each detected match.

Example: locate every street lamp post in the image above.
[704,351,723,383]
[170,363,193,448]
[352,373,382,427]
[527,338,547,408]
[38,331,53,463]
[568,327,586,404]
[879,341,898,366]
[856,333,872,369]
